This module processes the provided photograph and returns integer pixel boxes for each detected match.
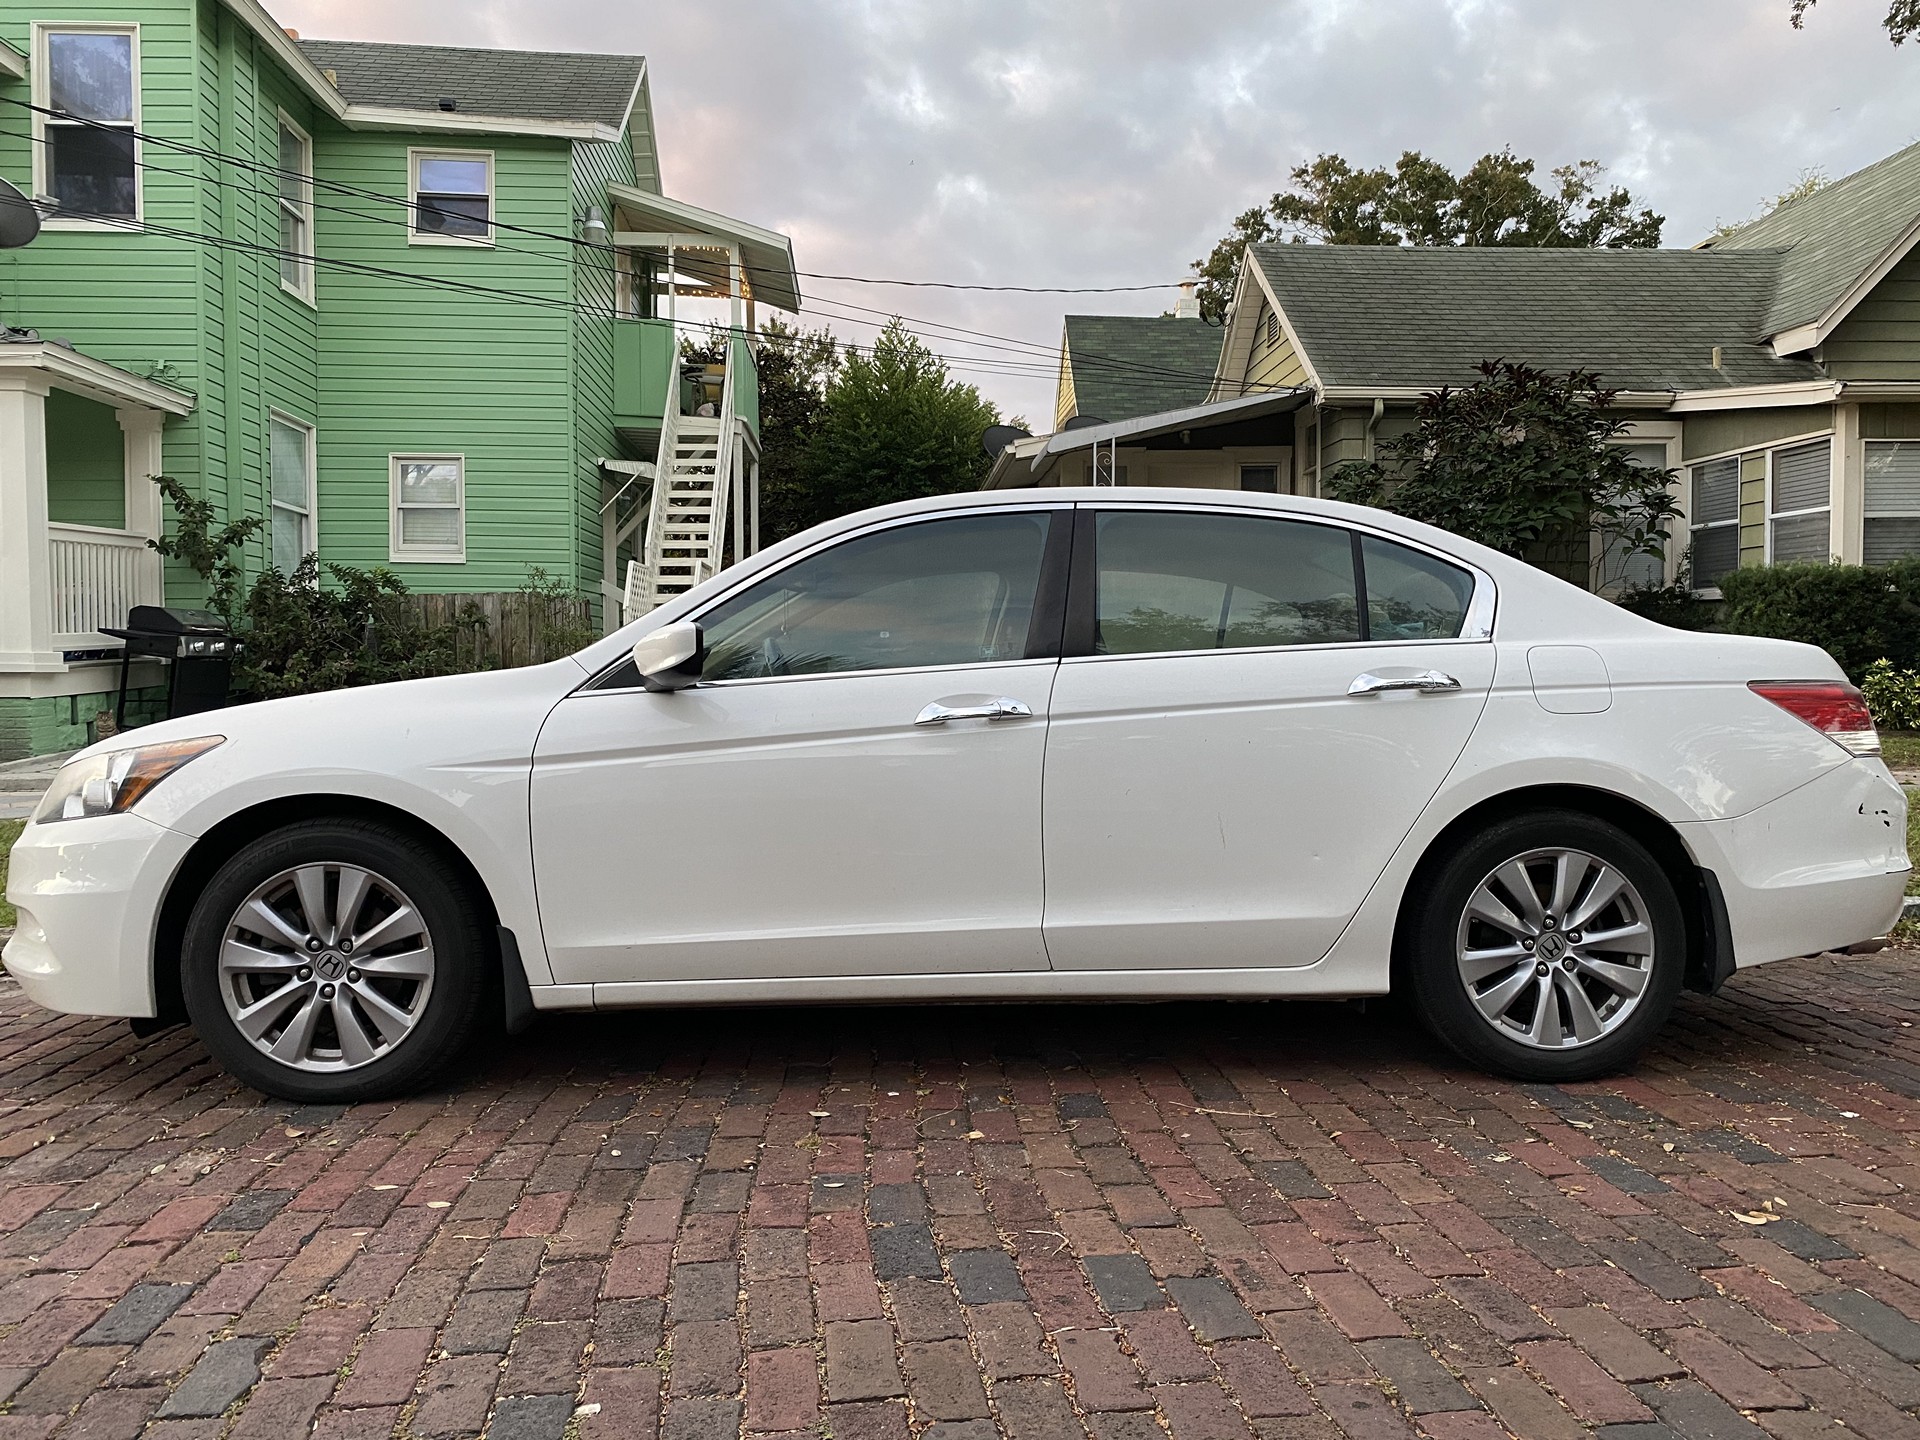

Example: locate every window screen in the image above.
[1866,441,1920,567]
[1770,440,1831,564]
[1689,457,1740,586]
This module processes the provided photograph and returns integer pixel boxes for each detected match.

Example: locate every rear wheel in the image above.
[181,819,491,1102]
[1404,810,1685,1081]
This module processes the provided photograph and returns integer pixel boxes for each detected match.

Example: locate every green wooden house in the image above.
[0,0,798,758]
[1000,138,1920,597]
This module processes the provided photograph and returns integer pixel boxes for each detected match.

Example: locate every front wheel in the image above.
[1403,810,1685,1082]
[180,819,491,1102]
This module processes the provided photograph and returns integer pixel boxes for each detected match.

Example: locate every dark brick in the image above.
[77,1282,193,1345]
[950,1249,1026,1304]
[1630,1380,1768,1439]
[1359,1337,1478,1413]
[209,1192,292,1232]
[156,1337,270,1419]
[1086,1253,1163,1313]
[871,1223,942,1280]
[1811,1288,1920,1361]
[488,1393,574,1440]
[1167,1275,1262,1341]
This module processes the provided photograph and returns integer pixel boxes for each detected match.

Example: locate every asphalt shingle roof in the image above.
[1061,315,1225,422]
[297,39,643,127]
[1250,244,1824,393]
[1708,137,1920,336]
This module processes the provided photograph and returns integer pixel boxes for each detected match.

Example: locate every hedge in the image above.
[1714,559,1920,683]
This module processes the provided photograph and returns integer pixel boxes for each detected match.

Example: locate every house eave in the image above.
[224,0,347,119]
[0,344,196,414]
[1768,212,1920,357]
[0,37,26,81]
[342,105,622,143]
[1666,380,1840,412]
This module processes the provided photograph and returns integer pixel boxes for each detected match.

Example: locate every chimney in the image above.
[1174,280,1200,320]
[283,28,299,39]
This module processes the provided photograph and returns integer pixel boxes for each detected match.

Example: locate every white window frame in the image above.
[268,410,317,574]
[1864,438,1920,565]
[1681,429,1836,593]
[1593,425,1681,593]
[1764,436,1836,564]
[389,453,466,563]
[1685,456,1742,594]
[407,148,494,247]
[275,110,315,305]
[32,22,142,229]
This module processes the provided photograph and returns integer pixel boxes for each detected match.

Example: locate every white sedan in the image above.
[5,490,1909,1101]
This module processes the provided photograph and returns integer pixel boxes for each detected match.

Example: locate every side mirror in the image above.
[631,620,704,692]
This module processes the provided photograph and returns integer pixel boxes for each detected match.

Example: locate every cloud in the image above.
[278,0,1920,422]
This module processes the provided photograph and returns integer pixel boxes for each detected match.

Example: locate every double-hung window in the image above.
[410,151,492,243]
[36,25,139,220]
[1866,441,1920,566]
[1768,440,1832,563]
[269,414,316,575]
[276,115,313,301]
[390,455,465,562]
[1688,457,1739,587]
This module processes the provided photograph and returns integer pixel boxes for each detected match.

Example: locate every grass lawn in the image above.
[1885,731,1920,770]
[0,819,19,929]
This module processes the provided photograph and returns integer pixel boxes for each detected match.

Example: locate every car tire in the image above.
[180,818,492,1102]
[1403,809,1685,1082]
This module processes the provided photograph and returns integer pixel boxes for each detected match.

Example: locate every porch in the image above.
[0,342,196,703]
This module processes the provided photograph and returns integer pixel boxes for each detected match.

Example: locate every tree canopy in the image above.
[1192,150,1664,321]
[1791,0,1919,44]
[798,319,1000,523]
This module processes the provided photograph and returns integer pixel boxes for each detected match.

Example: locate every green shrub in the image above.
[1616,561,1719,631]
[1862,659,1920,731]
[1716,559,1920,681]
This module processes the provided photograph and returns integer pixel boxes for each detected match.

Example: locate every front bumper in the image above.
[1682,759,1910,968]
[3,810,192,1017]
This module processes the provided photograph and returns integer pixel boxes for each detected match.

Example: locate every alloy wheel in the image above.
[1454,847,1655,1050]
[217,863,436,1073]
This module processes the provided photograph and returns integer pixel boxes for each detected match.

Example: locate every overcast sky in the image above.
[277,0,1920,426]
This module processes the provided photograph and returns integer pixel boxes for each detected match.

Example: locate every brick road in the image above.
[5,953,1920,1440]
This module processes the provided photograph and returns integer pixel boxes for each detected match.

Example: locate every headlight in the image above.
[34,737,224,824]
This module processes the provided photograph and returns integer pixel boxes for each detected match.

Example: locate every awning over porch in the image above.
[986,390,1312,489]
[606,183,801,315]
[0,342,194,679]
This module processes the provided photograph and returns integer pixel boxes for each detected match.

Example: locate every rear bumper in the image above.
[1682,759,1909,968]
[3,811,188,1017]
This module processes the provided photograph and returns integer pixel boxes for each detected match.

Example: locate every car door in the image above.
[531,507,1066,985]
[1042,505,1496,971]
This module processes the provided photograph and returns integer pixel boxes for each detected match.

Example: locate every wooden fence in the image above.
[398,591,598,671]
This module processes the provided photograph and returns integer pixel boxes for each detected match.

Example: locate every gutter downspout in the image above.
[1364,398,1385,461]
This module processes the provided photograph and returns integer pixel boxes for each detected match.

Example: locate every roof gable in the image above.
[1059,315,1224,423]
[1246,244,1823,393]
[1708,138,1920,344]
[296,39,644,130]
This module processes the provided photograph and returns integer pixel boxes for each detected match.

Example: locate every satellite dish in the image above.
[0,177,41,249]
[1061,414,1109,431]
[981,424,1031,459]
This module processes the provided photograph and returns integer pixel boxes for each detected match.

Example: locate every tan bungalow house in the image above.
[989,138,1920,592]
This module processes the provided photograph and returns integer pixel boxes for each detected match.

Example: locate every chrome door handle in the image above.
[1347,669,1461,697]
[914,696,1034,725]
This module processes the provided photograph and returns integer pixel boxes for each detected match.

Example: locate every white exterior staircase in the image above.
[621,344,748,620]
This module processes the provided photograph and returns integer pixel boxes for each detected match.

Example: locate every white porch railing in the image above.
[47,522,163,648]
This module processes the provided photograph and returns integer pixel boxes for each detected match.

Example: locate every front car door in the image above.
[531,507,1066,985]
[1042,504,1496,970]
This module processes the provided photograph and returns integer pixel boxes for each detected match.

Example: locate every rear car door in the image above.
[1041,505,1496,970]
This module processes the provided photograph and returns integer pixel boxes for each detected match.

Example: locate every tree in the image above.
[1791,0,1919,44]
[1192,150,1664,321]
[1709,168,1828,242]
[799,318,1000,519]
[1323,361,1680,586]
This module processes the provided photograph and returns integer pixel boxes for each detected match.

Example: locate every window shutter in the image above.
[1691,458,1738,526]
[1772,442,1830,513]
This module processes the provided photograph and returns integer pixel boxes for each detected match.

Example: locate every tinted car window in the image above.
[698,512,1050,680]
[1361,535,1476,640]
[1093,511,1361,655]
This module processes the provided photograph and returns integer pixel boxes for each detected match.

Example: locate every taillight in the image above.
[1749,680,1881,757]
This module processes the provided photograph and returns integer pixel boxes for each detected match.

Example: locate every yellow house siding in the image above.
[1245,302,1308,391]
[1825,250,1920,381]
[1054,342,1077,429]
[1682,406,1834,461]
[1738,454,1768,567]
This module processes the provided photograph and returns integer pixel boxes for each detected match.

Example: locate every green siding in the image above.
[1826,251,1920,381]
[1738,455,1767,567]
[45,390,127,527]
[569,136,641,620]
[1681,406,1834,461]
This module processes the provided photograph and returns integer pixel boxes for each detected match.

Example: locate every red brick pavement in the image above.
[4,949,1920,1437]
